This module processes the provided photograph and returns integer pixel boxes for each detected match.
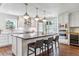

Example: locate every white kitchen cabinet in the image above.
[70,12,79,27]
[0,34,12,47]
[58,13,70,45]
[12,36,17,55]
[0,35,8,47]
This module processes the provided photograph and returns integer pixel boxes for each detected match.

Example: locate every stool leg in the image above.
[55,41,58,55]
[45,44,47,54]
[35,48,36,56]
[42,47,43,56]
[55,41,57,50]
[40,48,41,55]
[58,41,59,49]
[51,43,53,52]
[51,43,54,55]
[57,41,60,55]
[47,44,49,56]
[27,45,29,56]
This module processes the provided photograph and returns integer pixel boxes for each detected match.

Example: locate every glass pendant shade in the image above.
[35,8,40,21]
[24,3,30,19]
[24,12,30,19]
[35,15,39,21]
[43,10,47,22]
[43,17,47,22]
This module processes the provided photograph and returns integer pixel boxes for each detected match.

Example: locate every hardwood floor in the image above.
[59,44,79,56]
[0,44,79,56]
[0,45,12,56]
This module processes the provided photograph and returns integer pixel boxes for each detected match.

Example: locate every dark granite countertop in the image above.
[11,33,57,40]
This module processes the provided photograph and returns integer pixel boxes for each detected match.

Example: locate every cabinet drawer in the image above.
[70,34,78,39]
[0,35,8,42]
[70,39,78,44]
[70,34,79,45]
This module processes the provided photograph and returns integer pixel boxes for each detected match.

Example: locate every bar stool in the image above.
[43,37,54,55]
[53,35,59,49]
[27,40,44,56]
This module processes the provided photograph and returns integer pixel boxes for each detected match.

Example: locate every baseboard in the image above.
[0,44,12,48]
[60,43,69,46]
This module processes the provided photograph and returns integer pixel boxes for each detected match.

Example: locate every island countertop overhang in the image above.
[11,33,58,40]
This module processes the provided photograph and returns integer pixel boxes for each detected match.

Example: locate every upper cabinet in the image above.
[70,12,79,27]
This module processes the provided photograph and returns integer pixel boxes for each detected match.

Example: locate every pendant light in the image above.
[24,3,30,19]
[35,8,40,21]
[43,10,47,22]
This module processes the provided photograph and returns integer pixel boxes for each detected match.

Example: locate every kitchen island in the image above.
[11,33,57,56]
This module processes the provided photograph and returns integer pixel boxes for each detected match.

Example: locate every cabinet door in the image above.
[38,22,44,35]
[70,12,79,27]
[0,35,9,47]
[70,34,78,44]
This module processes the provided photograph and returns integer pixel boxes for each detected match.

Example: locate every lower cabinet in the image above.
[70,34,79,46]
[0,34,12,47]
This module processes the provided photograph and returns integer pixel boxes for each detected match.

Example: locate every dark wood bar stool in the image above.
[43,37,54,55]
[27,40,44,56]
[53,35,59,49]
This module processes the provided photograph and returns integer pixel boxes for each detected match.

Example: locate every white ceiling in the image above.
[0,3,79,17]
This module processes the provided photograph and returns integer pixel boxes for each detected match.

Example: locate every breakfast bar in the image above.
[11,33,58,56]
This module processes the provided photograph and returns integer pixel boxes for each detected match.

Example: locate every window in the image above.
[46,17,58,34]
[6,19,17,29]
